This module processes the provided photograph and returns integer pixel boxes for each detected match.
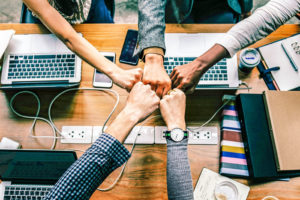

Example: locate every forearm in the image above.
[23,0,120,78]
[45,134,131,200]
[217,0,300,57]
[193,44,229,73]
[167,139,194,200]
[105,107,139,143]
[65,34,119,76]
[136,0,166,56]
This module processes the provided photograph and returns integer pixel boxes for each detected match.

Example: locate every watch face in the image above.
[170,129,185,142]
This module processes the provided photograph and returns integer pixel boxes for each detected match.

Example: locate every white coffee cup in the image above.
[239,48,261,73]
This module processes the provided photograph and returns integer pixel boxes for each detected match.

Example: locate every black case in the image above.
[236,94,300,180]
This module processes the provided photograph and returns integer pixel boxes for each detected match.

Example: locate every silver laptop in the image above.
[1,34,82,89]
[164,33,239,89]
[0,149,77,200]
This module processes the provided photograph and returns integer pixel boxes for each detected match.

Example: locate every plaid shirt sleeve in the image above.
[44,133,131,200]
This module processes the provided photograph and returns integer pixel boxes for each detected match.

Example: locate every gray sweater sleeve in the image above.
[217,0,300,57]
[135,0,166,57]
[167,139,194,200]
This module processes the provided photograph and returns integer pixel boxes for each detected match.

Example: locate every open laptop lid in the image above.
[164,33,239,89]
[0,34,82,89]
[0,149,77,185]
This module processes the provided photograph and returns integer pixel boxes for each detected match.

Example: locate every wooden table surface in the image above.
[0,24,300,200]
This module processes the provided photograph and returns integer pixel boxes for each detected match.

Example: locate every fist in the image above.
[160,89,186,131]
[125,82,160,122]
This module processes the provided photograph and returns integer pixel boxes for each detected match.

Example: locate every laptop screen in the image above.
[0,150,77,184]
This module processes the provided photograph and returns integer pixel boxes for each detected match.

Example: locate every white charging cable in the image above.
[47,88,120,136]
[187,99,231,132]
[9,91,59,149]
[97,114,161,192]
[9,88,120,150]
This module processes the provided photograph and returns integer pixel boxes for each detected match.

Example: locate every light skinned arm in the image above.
[23,0,142,91]
[45,82,160,200]
[105,82,160,142]
[136,0,171,97]
[160,89,194,200]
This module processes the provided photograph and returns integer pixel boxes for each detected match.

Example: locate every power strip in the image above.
[154,126,218,144]
[61,126,93,143]
[124,126,155,144]
[92,126,155,144]
[61,126,218,145]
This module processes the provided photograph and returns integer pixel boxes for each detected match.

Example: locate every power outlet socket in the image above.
[124,126,155,144]
[154,126,218,145]
[61,126,93,144]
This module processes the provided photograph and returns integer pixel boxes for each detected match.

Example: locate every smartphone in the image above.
[93,52,115,88]
[119,29,139,66]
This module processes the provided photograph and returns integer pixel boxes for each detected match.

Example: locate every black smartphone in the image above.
[119,29,139,66]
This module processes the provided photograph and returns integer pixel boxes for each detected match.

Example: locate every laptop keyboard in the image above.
[7,54,76,80]
[4,185,52,200]
[164,57,228,81]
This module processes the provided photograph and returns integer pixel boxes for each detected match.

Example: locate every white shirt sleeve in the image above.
[217,0,300,57]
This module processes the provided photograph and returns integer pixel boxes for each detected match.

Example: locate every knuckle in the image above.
[178,74,184,79]
[182,80,189,85]
[145,84,151,89]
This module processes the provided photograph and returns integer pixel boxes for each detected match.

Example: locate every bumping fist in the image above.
[160,89,186,131]
[143,54,171,98]
[125,82,160,122]
[112,68,143,92]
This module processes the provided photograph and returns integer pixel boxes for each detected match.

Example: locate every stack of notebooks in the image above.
[235,91,300,180]
[219,101,249,178]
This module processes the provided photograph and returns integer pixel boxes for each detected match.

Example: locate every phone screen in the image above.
[94,56,114,83]
[119,29,139,65]
[94,72,111,83]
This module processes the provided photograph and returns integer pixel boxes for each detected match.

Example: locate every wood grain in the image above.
[0,24,300,200]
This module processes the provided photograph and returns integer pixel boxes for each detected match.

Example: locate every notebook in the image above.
[258,34,300,91]
[219,101,249,178]
[0,30,15,59]
[263,91,300,171]
[236,93,300,179]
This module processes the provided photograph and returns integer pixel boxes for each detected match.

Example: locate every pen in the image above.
[281,43,298,72]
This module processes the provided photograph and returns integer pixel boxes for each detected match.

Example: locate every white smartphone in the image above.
[93,52,115,88]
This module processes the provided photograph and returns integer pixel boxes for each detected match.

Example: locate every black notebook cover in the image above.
[236,94,300,180]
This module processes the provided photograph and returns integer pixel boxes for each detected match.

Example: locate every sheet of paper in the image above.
[258,34,300,91]
[194,168,250,200]
[0,30,15,59]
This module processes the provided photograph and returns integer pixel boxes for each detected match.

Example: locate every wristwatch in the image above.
[164,128,188,142]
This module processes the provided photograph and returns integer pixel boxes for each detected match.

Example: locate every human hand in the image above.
[143,54,171,98]
[170,60,205,94]
[111,68,143,92]
[170,44,229,94]
[124,82,160,122]
[105,82,160,142]
[160,89,186,131]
